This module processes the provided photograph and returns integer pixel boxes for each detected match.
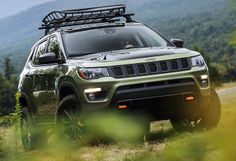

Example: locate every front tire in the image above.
[56,95,85,142]
[171,88,221,132]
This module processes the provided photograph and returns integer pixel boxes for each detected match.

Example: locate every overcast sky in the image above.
[0,0,54,19]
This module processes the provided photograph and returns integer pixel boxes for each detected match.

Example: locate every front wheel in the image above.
[56,95,85,142]
[171,88,221,132]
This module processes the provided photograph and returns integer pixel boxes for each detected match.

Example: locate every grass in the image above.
[1,85,236,161]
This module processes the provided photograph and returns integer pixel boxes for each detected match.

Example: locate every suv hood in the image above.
[69,47,199,67]
[72,47,191,62]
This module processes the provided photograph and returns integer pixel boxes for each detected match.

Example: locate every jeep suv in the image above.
[18,4,221,150]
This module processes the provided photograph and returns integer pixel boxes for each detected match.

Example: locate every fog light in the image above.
[201,79,208,87]
[200,75,209,87]
[88,93,96,101]
[84,87,108,102]
[84,88,102,93]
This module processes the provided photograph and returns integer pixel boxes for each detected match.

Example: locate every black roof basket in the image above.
[39,4,135,35]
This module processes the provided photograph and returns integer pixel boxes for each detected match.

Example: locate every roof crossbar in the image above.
[39,4,135,35]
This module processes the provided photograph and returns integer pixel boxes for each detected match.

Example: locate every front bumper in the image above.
[73,66,210,119]
[110,78,210,120]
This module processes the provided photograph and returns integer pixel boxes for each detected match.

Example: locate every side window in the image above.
[47,37,60,57]
[28,47,36,61]
[33,41,48,65]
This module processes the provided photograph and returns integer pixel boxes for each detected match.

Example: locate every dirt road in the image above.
[218,86,236,107]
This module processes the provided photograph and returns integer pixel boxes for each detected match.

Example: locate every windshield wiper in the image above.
[69,52,96,58]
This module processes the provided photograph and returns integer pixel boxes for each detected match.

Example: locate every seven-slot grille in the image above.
[109,58,191,78]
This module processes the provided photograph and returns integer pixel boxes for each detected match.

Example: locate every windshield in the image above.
[63,25,170,57]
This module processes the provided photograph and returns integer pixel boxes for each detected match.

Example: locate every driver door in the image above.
[32,36,62,115]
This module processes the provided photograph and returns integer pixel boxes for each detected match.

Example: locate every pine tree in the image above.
[0,57,17,116]
[4,57,16,80]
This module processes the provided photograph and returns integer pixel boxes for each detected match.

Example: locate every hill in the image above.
[0,0,52,19]
[0,0,235,81]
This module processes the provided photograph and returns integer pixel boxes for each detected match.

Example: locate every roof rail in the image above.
[39,4,135,35]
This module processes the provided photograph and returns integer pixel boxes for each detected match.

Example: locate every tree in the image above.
[0,57,18,116]
[4,57,16,80]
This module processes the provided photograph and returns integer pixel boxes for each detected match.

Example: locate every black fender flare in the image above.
[56,79,82,118]
[18,92,37,115]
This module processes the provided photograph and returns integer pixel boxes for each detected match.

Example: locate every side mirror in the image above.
[38,52,59,64]
[170,39,184,48]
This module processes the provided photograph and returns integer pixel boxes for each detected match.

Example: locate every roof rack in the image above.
[39,4,135,35]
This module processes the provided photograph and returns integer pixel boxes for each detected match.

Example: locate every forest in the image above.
[0,58,17,116]
[155,1,236,83]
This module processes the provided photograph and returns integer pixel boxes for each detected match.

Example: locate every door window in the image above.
[47,37,60,56]
[33,40,48,65]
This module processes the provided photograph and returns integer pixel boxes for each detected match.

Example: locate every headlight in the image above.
[78,68,109,79]
[191,55,205,67]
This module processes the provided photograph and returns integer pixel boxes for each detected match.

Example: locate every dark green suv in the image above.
[18,5,221,150]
